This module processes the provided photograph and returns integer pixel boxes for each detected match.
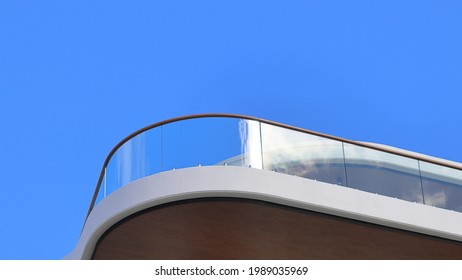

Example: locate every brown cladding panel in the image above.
[92,198,462,259]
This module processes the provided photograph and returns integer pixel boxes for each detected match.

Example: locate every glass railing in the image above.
[87,115,462,219]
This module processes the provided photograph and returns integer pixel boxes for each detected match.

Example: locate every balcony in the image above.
[90,114,462,215]
[67,114,462,259]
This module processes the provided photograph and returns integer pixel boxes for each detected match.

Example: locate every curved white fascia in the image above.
[65,166,462,259]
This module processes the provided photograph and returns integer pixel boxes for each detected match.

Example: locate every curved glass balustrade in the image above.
[89,115,462,217]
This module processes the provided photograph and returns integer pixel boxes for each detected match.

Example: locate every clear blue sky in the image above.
[1,1,462,259]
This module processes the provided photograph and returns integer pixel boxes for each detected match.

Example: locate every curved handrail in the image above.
[84,113,462,225]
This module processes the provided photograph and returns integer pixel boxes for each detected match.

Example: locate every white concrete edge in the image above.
[65,166,462,259]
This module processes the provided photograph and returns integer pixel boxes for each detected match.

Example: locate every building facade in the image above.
[66,114,462,259]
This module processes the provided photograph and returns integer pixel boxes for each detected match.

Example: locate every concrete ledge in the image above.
[65,166,462,259]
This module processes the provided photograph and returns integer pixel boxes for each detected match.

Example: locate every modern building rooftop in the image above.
[66,114,462,259]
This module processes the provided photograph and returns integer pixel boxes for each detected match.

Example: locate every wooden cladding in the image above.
[92,198,462,259]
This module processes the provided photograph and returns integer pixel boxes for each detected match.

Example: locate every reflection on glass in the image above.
[104,128,161,199]
[238,119,263,169]
[92,116,462,214]
[343,143,423,203]
[162,118,261,170]
[420,161,462,211]
[261,123,347,186]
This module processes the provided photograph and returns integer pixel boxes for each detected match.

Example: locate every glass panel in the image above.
[237,119,263,169]
[261,123,347,186]
[420,161,462,211]
[343,143,423,203]
[161,118,262,171]
[90,116,462,214]
[94,168,106,205]
[103,127,161,198]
